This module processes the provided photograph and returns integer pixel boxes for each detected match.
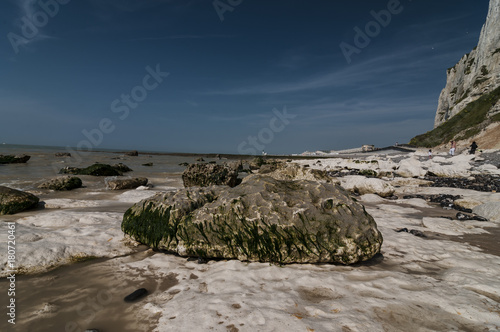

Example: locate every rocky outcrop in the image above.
[0,154,30,164]
[112,163,133,173]
[122,175,383,265]
[182,163,239,188]
[434,0,500,128]
[59,163,130,176]
[107,177,148,190]
[38,176,82,191]
[0,186,39,215]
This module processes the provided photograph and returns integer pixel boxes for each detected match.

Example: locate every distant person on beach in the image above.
[470,141,478,154]
[428,149,432,159]
[449,141,456,156]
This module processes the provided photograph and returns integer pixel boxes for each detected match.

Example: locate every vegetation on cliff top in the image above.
[410,86,500,147]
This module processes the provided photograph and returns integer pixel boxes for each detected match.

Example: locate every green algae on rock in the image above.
[122,175,383,265]
[0,186,39,215]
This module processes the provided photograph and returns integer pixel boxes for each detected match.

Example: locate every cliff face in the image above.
[434,0,500,128]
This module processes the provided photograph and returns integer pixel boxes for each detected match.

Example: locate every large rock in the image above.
[182,163,239,188]
[38,176,82,191]
[107,177,148,190]
[339,175,395,198]
[473,202,500,221]
[396,157,426,178]
[0,154,30,164]
[59,163,124,176]
[262,163,332,183]
[0,186,39,215]
[122,175,383,265]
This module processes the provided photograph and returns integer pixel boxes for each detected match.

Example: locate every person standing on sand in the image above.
[428,149,432,159]
[449,141,456,156]
[470,141,478,154]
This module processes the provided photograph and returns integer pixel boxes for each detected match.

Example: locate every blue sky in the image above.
[0,0,490,154]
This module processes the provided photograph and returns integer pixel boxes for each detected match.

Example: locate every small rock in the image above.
[142,163,153,167]
[107,177,148,190]
[112,163,133,173]
[38,176,82,191]
[124,288,148,302]
[197,257,208,264]
[395,228,408,233]
[196,157,205,162]
[55,152,71,157]
[409,229,426,237]
[125,150,139,156]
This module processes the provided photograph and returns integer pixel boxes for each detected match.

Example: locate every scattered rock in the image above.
[55,152,71,157]
[178,162,189,167]
[425,174,500,192]
[122,175,383,265]
[38,176,82,191]
[196,157,205,162]
[125,150,139,156]
[0,186,40,215]
[395,228,426,237]
[107,177,148,190]
[142,162,154,167]
[59,163,124,176]
[0,154,30,164]
[124,288,148,302]
[456,212,488,221]
[182,163,239,188]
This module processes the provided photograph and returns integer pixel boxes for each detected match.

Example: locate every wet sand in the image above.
[0,248,178,332]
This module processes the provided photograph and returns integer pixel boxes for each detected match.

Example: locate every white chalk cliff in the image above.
[434,0,500,127]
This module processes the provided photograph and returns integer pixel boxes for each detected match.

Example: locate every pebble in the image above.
[124,288,148,302]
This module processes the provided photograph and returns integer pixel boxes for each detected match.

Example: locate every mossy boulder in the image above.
[0,186,39,215]
[122,175,383,265]
[182,163,239,188]
[38,176,83,191]
[107,177,148,190]
[59,163,125,176]
[0,154,30,164]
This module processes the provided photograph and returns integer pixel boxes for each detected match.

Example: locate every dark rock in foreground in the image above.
[0,154,30,164]
[182,163,239,188]
[38,176,83,191]
[122,175,383,265]
[124,288,148,302]
[107,177,148,190]
[59,163,127,176]
[0,186,39,215]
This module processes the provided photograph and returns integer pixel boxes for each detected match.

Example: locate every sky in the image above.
[0,0,491,155]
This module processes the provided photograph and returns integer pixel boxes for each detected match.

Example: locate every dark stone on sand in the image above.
[0,186,39,215]
[38,176,82,191]
[196,157,205,162]
[142,162,153,167]
[395,228,426,237]
[456,212,488,222]
[179,162,189,167]
[107,177,148,190]
[55,152,71,157]
[0,154,30,164]
[124,288,148,302]
[84,330,100,332]
[182,163,239,188]
[197,257,208,264]
[125,150,139,156]
[59,164,124,176]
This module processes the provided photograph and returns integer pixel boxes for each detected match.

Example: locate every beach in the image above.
[1,145,500,331]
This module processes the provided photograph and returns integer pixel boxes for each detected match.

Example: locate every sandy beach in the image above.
[1,146,500,331]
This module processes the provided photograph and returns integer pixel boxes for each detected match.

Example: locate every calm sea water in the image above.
[0,144,203,192]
